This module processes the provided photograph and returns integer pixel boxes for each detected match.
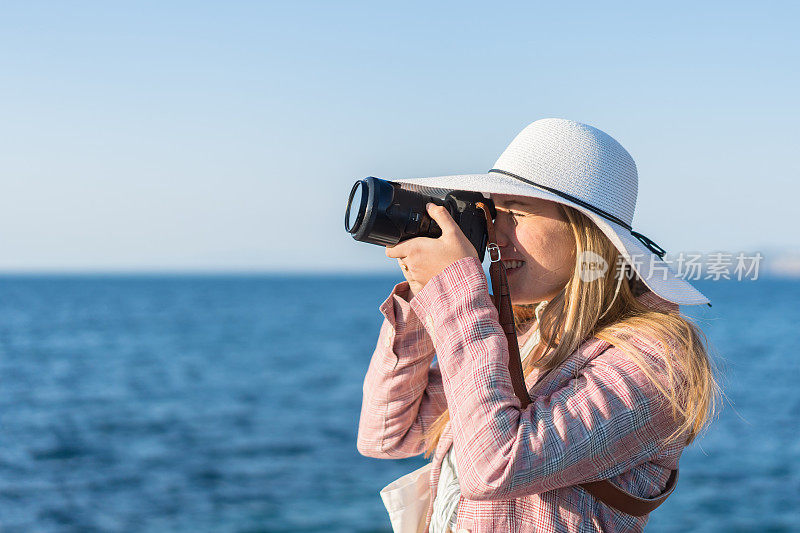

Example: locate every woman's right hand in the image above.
[395,258,424,301]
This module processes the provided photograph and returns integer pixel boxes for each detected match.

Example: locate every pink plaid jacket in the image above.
[357,256,687,532]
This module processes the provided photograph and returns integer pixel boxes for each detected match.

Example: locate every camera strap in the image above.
[475,202,678,517]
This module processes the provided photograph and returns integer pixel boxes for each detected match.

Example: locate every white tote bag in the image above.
[380,462,432,533]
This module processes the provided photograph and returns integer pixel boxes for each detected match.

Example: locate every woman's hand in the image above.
[386,203,479,299]
[395,258,424,300]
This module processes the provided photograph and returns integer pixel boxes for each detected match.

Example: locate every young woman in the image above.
[357,118,720,532]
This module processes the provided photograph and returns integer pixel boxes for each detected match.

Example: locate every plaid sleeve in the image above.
[356,280,448,459]
[409,256,683,500]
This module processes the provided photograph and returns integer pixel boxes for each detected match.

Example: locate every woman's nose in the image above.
[493,215,511,248]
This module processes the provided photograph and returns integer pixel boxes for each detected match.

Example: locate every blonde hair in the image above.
[421,204,721,458]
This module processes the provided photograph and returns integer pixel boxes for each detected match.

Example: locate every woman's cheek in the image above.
[534,225,574,276]
[522,228,558,268]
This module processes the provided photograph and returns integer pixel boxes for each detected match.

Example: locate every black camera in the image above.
[344,177,497,262]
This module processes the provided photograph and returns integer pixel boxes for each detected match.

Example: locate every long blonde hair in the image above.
[421,204,721,458]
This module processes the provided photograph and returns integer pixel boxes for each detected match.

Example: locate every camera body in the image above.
[345,177,496,262]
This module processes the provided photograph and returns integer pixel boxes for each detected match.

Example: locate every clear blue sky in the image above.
[1,1,797,272]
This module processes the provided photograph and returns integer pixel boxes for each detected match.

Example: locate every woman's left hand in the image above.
[385,203,479,291]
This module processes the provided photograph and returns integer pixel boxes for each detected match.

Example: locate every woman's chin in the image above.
[507,270,550,305]
[506,269,532,303]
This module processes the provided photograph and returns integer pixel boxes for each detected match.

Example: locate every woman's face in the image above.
[490,193,576,305]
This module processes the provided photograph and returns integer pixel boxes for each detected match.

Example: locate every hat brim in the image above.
[387,173,710,306]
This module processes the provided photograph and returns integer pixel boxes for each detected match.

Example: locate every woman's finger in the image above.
[426,203,459,236]
[385,240,411,258]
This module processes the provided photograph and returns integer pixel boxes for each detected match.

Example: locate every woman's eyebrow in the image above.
[498,199,529,209]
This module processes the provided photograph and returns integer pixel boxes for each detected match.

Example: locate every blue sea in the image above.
[0,275,797,532]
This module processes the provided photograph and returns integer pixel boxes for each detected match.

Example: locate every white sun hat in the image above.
[384,118,710,306]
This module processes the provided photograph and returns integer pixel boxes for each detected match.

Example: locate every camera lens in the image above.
[345,177,430,247]
[345,180,368,233]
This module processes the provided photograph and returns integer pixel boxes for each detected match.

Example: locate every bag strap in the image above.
[579,469,679,517]
[476,202,678,517]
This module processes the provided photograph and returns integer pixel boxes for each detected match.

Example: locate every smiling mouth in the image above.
[502,260,525,272]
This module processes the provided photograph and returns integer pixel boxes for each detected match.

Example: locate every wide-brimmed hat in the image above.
[384,118,710,306]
